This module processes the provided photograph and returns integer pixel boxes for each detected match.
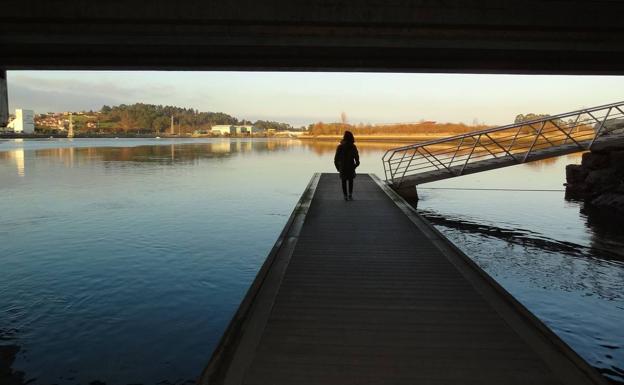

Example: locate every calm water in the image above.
[1,138,622,384]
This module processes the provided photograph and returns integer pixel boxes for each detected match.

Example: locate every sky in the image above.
[7,71,624,127]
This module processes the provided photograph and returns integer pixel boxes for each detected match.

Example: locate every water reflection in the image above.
[25,140,309,167]
[581,204,624,260]
[298,139,415,156]
[13,150,24,177]
[0,149,26,177]
[422,208,624,260]
[420,210,624,299]
[0,139,402,174]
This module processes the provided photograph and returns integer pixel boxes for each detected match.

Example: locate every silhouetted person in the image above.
[334,131,360,200]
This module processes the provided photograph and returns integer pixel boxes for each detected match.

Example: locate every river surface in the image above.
[0,138,622,384]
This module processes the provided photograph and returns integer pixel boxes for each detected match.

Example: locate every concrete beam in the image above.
[0,70,7,127]
[2,1,624,73]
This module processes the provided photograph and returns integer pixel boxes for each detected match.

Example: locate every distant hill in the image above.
[35,103,294,135]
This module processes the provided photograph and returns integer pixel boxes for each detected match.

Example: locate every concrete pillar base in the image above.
[395,185,419,201]
[0,70,7,128]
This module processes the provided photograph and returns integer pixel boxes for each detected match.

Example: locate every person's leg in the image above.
[348,178,353,198]
[341,178,348,198]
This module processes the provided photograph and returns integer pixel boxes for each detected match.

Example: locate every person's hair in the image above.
[343,130,355,143]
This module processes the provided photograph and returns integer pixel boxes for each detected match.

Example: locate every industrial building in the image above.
[210,125,262,135]
[210,125,235,135]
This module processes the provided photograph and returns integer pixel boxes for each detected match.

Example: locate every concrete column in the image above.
[0,70,7,127]
[395,185,419,201]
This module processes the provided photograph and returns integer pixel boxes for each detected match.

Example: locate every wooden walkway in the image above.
[200,173,607,385]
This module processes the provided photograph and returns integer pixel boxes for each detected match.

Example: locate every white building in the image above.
[6,109,35,133]
[274,130,305,137]
[211,125,234,135]
[210,124,263,135]
[234,125,253,134]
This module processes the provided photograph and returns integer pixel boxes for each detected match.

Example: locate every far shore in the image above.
[298,134,465,143]
[0,133,300,139]
[0,133,456,142]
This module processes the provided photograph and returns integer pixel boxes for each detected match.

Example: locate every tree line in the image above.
[65,103,294,134]
[306,121,491,136]
[100,103,241,133]
[306,112,592,137]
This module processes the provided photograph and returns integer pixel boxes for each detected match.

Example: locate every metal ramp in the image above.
[383,101,624,195]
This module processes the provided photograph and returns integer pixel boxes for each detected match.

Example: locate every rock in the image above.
[564,187,588,201]
[609,150,624,170]
[585,168,618,191]
[0,345,25,385]
[565,164,588,184]
[581,152,609,170]
[590,192,624,214]
[566,142,624,213]
[589,138,624,154]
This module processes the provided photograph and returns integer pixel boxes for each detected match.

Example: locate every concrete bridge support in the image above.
[0,70,7,128]
[395,185,419,201]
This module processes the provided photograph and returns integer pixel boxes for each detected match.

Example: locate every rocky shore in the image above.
[0,345,24,385]
[565,138,624,213]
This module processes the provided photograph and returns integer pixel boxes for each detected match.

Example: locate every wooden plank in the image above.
[199,173,608,385]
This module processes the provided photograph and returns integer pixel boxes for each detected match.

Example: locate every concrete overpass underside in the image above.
[1,0,624,73]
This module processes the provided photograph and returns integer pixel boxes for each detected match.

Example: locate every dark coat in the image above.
[334,141,360,180]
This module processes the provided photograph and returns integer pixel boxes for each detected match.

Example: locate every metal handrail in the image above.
[383,101,624,187]
[383,100,624,153]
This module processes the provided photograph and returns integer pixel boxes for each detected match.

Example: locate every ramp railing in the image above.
[383,101,624,187]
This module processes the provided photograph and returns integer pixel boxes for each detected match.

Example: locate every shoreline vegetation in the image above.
[299,121,492,142]
[299,134,467,142]
[300,114,594,145]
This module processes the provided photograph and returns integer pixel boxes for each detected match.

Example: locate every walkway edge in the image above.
[199,173,321,385]
[370,173,608,385]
